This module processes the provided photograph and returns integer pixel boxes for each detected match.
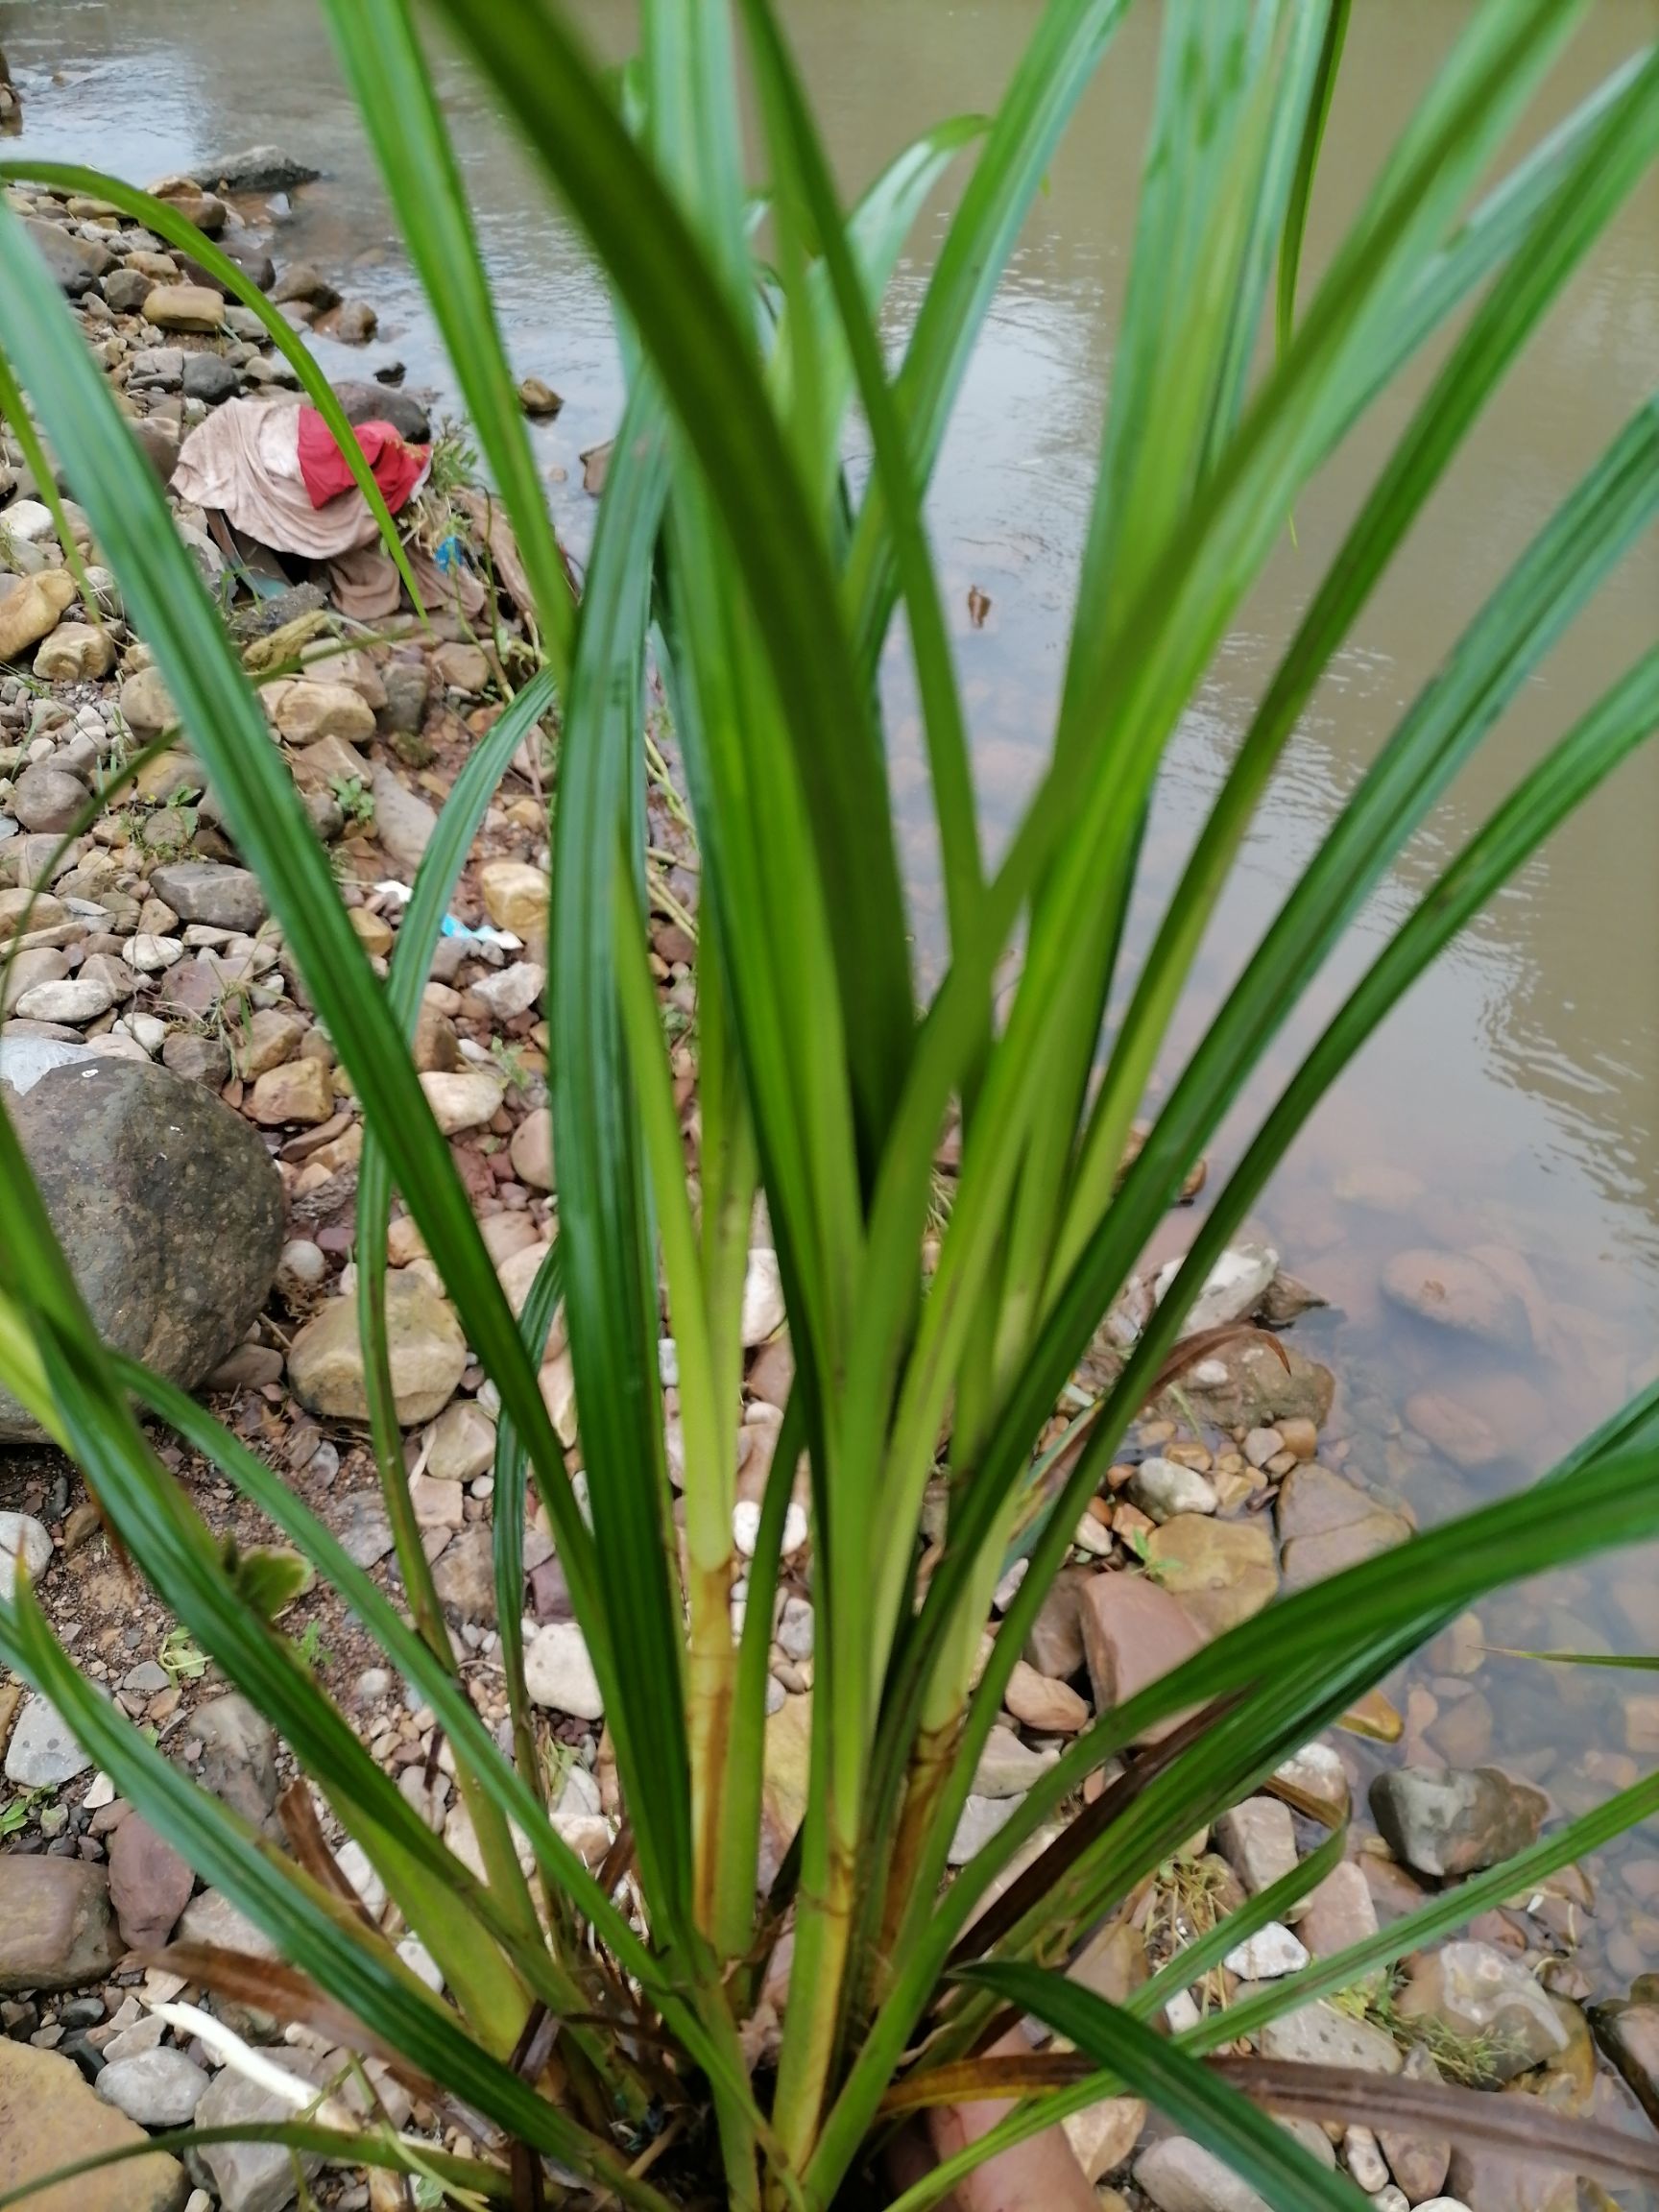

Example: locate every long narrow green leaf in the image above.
[846,0,1132,663]
[1056,44,1659,1284]
[494,1236,565,1808]
[314,0,574,669]
[961,1963,1367,2210]
[433,0,917,1163]
[784,112,987,517]
[1128,1823,1347,2026]
[890,1765,1659,2212]
[737,0,986,982]
[350,669,561,1941]
[550,377,695,1941]
[0,186,607,1668]
[0,1589,672,2210]
[1277,0,1352,356]
[0,2126,514,2212]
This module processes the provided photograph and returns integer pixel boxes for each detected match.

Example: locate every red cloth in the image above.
[296,408,429,515]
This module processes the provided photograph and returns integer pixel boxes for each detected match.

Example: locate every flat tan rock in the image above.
[477,858,546,936]
[287,1274,466,1425]
[420,1068,505,1135]
[141,281,224,331]
[0,570,76,664]
[0,2038,185,2212]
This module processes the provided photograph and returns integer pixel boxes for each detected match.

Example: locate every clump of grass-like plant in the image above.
[4,1,1659,2206]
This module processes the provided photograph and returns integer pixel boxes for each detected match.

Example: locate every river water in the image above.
[6,0,1659,1977]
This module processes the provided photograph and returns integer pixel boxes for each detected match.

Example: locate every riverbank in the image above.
[3,158,1659,2212]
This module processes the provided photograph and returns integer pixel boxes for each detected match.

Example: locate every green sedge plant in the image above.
[4,1,1659,2206]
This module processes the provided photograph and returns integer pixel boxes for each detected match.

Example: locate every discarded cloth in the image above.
[173,396,430,563]
[325,538,489,626]
[296,407,429,514]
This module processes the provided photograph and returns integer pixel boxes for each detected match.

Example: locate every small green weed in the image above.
[0,1786,51,1838]
[328,774,376,834]
[158,1624,208,1685]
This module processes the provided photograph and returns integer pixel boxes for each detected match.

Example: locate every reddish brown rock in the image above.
[1077,1571,1204,1743]
[1294,1860,1378,1958]
[1004,1660,1089,1735]
[1022,1566,1090,1680]
[1277,1463,1410,1590]
[108,1811,195,1952]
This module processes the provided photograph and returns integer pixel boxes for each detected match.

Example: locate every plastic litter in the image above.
[439,915,522,950]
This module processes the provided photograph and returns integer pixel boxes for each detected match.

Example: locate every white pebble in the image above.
[127,932,184,971]
[1222,1921,1310,1980]
[1164,1988,1201,2033]
[1343,2125,1388,2193]
[740,1248,785,1346]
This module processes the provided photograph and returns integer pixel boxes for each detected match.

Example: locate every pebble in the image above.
[1215,1798,1298,1895]
[1143,1514,1278,1635]
[1342,2127,1389,2193]
[1381,1247,1527,1349]
[0,1510,52,1598]
[948,1793,1019,1865]
[477,857,546,936]
[287,1274,467,1424]
[740,1248,785,1345]
[1395,1940,1570,2079]
[1151,1238,1278,1335]
[427,1398,497,1484]
[15,977,114,1026]
[1136,2136,1270,2212]
[142,285,225,333]
[1368,1765,1547,1878]
[971,1725,1059,1799]
[108,1810,196,1950]
[1296,1860,1379,1957]
[1126,1456,1217,1522]
[370,764,438,873]
[1255,1995,1403,2074]
[1276,1462,1410,1587]
[148,859,266,934]
[509,1104,555,1189]
[126,930,185,971]
[471,959,545,1019]
[5,1690,93,1788]
[1221,1921,1309,1979]
[420,1067,506,1133]
[1004,1658,1089,1733]
[96,2045,210,2125]
[1078,1571,1204,1742]
[524,1620,604,1719]
[0,1859,119,1991]
[34,623,115,683]
[11,762,88,835]
[191,2050,327,2212]
[0,2038,187,2212]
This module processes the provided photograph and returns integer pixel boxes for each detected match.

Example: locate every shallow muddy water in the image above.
[6,0,1659,1976]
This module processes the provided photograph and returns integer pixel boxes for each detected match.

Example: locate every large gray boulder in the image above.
[0,1059,282,1440]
